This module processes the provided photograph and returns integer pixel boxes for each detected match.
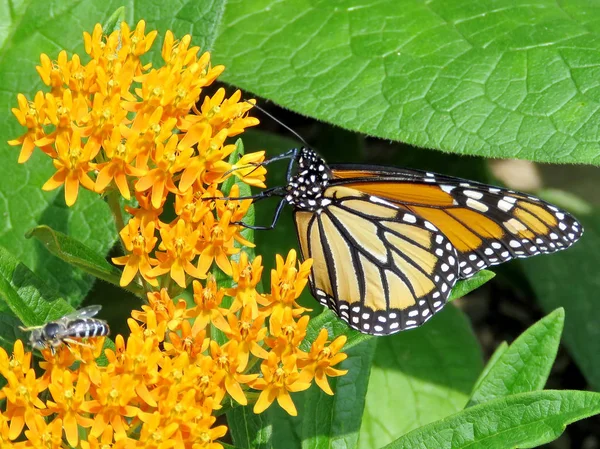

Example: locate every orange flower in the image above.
[95,128,147,198]
[132,289,188,331]
[266,311,310,359]
[8,92,51,162]
[150,219,205,288]
[267,250,313,335]
[225,308,269,371]
[229,151,267,188]
[46,371,94,446]
[174,184,216,224]
[134,134,189,209]
[41,130,100,206]
[252,353,311,416]
[227,252,267,318]
[197,209,242,277]
[179,127,236,191]
[112,218,158,286]
[83,373,140,440]
[2,368,47,439]
[210,341,257,406]
[186,277,230,334]
[0,340,32,380]
[188,414,228,449]
[164,320,209,360]
[185,88,258,137]
[24,414,64,449]
[299,330,348,395]
[137,411,181,449]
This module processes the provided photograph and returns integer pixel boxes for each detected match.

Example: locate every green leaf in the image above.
[381,390,600,449]
[449,269,495,302]
[215,0,600,164]
[358,304,483,449]
[25,225,143,296]
[521,210,600,391]
[467,308,564,407]
[0,245,72,326]
[469,341,509,399]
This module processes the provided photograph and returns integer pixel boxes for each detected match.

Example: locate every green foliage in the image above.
[467,308,564,407]
[382,390,600,449]
[358,305,483,448]
[521,212,600,391]
[214,0,600,165]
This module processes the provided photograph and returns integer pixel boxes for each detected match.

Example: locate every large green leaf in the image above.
[467,308,564,407]
[0,2,227,304]
[521,211,600,391]
[215,0,600,165]
[358,304,483,449]
[382,390,600,449]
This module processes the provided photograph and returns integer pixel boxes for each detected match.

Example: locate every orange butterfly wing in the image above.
[330,166,582,278]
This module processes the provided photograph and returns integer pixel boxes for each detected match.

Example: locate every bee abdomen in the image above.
[66,318,110,339]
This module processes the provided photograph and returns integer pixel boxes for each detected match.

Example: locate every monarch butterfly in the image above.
[234,145,582,336]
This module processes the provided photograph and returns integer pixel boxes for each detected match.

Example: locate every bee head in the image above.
[28,329,47,351]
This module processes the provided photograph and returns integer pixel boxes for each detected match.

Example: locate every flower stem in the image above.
[107,190,126,252]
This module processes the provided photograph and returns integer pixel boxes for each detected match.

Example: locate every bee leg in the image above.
[63,338,93,348]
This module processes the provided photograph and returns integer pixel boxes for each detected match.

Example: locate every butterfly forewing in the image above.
[294,185,459,335]
[330,167,583,279]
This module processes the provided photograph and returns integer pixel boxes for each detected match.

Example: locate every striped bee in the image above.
[20,305,109,353]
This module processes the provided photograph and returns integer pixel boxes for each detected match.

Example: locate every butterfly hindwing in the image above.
[294,185,459,335]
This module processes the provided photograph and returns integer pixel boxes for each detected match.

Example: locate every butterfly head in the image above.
[285,148,332,211]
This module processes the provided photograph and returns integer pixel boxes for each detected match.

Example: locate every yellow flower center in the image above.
[17,385,29,399]
[9,359,21,370]
[116,142,127,158]
[64,390,74,400]
[69,146,83,165]
[200,432,210,443]
[133,234,145,248]
[174,237,186,253]
[152,431,162,441]
[206,105,220,118]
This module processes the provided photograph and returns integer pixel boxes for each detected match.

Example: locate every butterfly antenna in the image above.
[245,100,311,149]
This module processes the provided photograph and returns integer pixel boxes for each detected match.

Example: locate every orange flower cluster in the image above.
[0,250,347,448]
[7,20,350,449]
[9,21,266,289]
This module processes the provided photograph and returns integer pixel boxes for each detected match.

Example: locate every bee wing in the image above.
[62,305,102,321]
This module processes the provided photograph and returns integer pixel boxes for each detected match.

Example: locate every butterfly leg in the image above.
[234,197,287,230]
